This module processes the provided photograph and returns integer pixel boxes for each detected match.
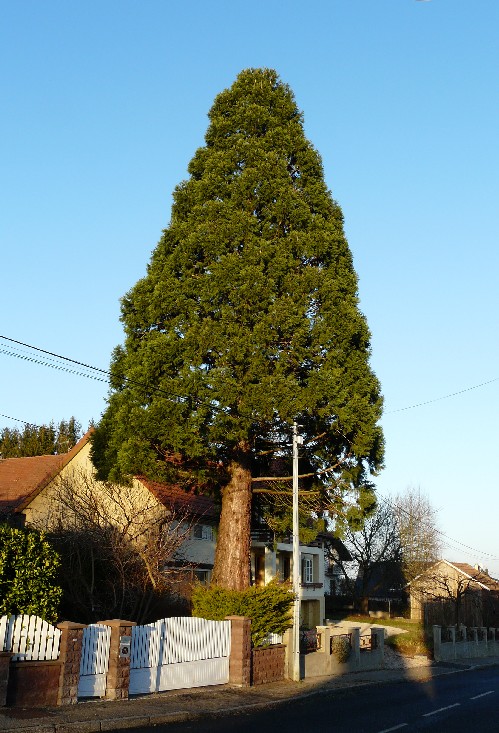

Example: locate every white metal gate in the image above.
[77,624,111,698]
[129,616,231,695]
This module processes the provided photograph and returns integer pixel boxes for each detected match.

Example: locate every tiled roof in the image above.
[0,453,64,512]
[0,431,93,513]
[446,561,499,592]
[138,477,219,520]
[0,429,219,521]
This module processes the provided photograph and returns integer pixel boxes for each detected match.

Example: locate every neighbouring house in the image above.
[0,431,218,586]
[323,535,352,597]
[0,431,338,626]
[251,528,325,628]
[409,559,499,627]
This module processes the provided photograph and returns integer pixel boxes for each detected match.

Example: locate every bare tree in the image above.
[31,470,196,623]
[333,502,403,613]
[393,486,441,583]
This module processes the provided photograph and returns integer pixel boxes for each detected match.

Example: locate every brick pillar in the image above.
[97,620,136,700]
[57,621,86,705]
[226,616,251,687]
[0,652,11,707]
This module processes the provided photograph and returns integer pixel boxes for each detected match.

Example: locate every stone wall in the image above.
[252,644,285,685]
[57,621,86,705]
[303,625,385,678]
[0,653,10,706]
[98,619,136,700]
[434,625,499,662]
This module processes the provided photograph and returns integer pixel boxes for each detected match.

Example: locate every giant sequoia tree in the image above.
[92,69,384,590]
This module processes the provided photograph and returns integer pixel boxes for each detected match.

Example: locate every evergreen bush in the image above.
[331,634,351,663]
[191,581,294,647]
[0,524,62,623]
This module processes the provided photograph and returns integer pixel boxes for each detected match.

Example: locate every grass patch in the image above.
[342,615,433,658]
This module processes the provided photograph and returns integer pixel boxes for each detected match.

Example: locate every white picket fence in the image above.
[0,614,61,661]
[129,616,231,695]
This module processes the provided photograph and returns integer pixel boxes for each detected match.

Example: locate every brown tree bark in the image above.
[211,456,252,590]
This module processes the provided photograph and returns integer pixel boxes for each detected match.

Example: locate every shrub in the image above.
[191,581,294,647]
[0,524,62,623]
[331,635,351,663]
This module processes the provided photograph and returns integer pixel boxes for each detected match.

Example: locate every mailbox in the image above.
[119,635,131,658]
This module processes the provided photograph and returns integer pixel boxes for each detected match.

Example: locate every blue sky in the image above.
[1,1,498,572]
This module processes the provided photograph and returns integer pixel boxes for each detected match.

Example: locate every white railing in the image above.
[129,616,231,694]
[131,616,231,669]
[263,632,283,645]
[0,614,61,661]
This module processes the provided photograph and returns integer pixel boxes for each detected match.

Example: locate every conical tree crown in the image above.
[93,68,383,512]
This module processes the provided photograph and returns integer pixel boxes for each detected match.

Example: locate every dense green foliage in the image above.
[92,68,383,528]
[331,634,351,663]
[191,582,294,647]
[0,525,62,623]
[0,418,82,458]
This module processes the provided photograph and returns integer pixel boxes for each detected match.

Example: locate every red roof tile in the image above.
[0,431,92,512]
[0,429,219,521]
[447,561,499,591]
[0,454,63,511]
[138,477,219,520]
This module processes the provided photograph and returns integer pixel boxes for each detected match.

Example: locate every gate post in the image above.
[98,620,136,700]
[57,621,86,705]
[225,616,251,687]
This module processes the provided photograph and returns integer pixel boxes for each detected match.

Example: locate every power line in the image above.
[2,334,498,419]
[386,377,499,414]
[1,335,498,562]
[0,336,108,376]
[0,413,38,427]
[0,335,221,411]
[377,492,499,562]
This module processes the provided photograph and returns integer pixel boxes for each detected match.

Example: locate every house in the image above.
[251,528,326,628]
[409,559,499,627]
[0,431,218,584]
[323,534,352,597]
[0,431,336,626]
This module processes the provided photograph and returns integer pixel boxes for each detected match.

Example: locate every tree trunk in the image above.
[211,457,252,590]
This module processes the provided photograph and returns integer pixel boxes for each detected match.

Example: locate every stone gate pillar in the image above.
[98,619,136,700]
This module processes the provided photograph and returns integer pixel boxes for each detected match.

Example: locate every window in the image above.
[194,569,211,584]
[193,524,213,541]
[281,554,291,582]
[302,557,313,584]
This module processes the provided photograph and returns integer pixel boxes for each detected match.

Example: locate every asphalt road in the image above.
[112,666,499,733]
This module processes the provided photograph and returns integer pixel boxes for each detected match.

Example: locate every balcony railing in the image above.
[300,582,323,589]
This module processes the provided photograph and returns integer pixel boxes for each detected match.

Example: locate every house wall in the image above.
[251,541,326,625]
[180,525,216,567]
[24,443,165,531]
[22,443,215,569]
[410,561,486,627]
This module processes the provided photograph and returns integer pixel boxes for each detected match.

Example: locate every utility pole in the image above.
[292,421,303,682]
